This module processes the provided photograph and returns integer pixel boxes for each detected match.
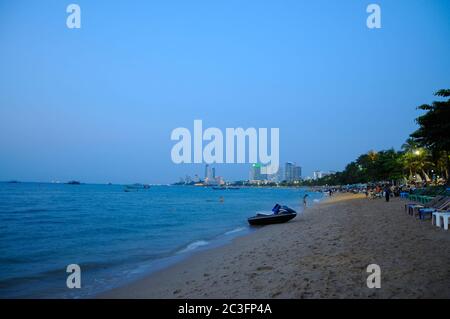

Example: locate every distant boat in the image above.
[66,181,81,185]
[125,184,140,190]
[124,183,150,190]
[212,186,240,190]
[124,184,147,192]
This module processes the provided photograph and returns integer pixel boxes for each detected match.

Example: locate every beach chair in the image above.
[408,189,426,202]
[407,196,447,216]
[405,196,444,216]
[432,212,450,230]
[417,199,450,220]
[400,192,409,199]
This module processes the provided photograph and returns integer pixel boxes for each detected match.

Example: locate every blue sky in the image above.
[0,0,449,184]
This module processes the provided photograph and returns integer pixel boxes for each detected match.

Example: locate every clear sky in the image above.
[1,0,449,184]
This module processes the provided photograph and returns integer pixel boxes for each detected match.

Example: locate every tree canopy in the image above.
[305,89,449,186]
[411,89,450,155]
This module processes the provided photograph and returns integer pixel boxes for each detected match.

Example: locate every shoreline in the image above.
[97,194,339,299]
[99,193,450,299]
[94,195,324,298]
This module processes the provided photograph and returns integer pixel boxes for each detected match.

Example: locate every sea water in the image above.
[0,183,322,298]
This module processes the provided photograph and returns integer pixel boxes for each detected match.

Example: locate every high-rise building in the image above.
[285,162,294,182]
[250,163,262,181]
[313,170,334,180]
[205,164,209,179]
[313,171,320,180]
[313,171,336,179]
[205,164,213,180]
[266,166,282,182]
[293,166,302,181]
[212,167,216,179]
[250,163,279,182]
[285,162,302,182]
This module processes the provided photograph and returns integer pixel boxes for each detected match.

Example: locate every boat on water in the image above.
[248,204,297,226]
[212,186,241,190]
[66,180,81,185]
[124,183,151,192]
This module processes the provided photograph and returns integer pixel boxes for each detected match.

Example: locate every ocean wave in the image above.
[224,227,246,235]
[177,240,209,254]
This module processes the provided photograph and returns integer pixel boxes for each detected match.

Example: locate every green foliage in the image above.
[306,89,449,186]
[411,89,450,155]
[305,149,404,186]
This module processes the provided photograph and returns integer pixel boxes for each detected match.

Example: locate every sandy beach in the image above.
[100,193,450,299]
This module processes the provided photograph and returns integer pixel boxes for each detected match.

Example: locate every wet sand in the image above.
[100,193,450,298]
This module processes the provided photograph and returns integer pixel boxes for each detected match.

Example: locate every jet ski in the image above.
[247,204,297,226]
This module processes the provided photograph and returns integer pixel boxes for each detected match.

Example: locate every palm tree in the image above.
[401,138,419,153]
[435,151,450,180]
[402,145,433,182]
[367,150,378,161]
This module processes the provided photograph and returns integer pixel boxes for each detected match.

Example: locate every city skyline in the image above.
[181,161,308,185]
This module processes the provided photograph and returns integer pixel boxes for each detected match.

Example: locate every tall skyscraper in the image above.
[250,163,262,181]
[285,162,302,182]
[293,166,302,180]
[205,164,213,180]
[205,164,209,179]
[266,166,282,182]
[285,162,294,182]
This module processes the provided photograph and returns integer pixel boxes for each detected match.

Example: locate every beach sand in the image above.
[100,193,450,299]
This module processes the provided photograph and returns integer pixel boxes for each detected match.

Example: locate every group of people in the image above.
[365,184,401,202]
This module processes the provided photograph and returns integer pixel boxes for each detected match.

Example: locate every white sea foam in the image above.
[177,240,209,254]
[225,227,246,235]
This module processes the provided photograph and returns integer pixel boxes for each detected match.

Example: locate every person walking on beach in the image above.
[384,185,391,202]
[303,194,309,207]
[329,189,332,197]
